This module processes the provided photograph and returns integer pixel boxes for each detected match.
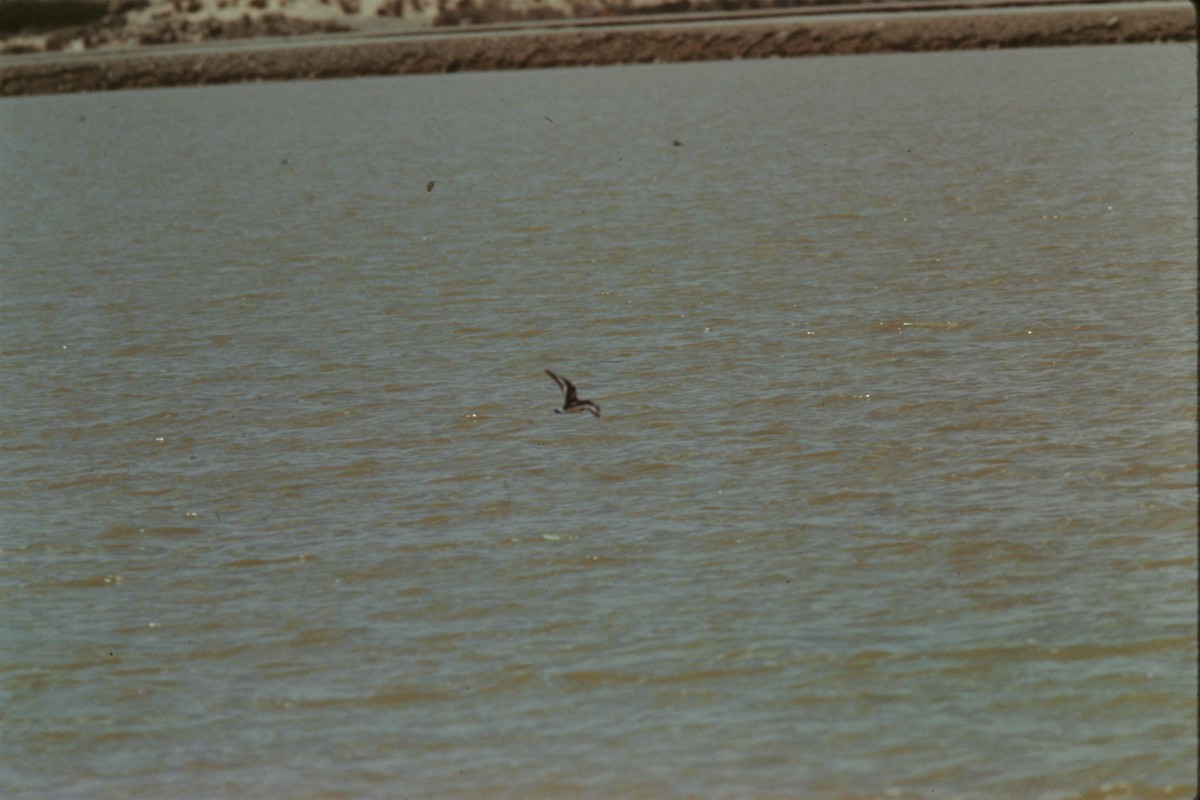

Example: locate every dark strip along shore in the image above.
[0,1,1194,96]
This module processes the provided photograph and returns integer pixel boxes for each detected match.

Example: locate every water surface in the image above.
[1,43,1196,799]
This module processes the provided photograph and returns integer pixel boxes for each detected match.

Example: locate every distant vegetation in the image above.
[430,0,890,26]
[0,0,108,34]
[0,0,904,39]
[2,0,1077,53]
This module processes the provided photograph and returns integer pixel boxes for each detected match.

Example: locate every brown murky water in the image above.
[1,44,1195,799]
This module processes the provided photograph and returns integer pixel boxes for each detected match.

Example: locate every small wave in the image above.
[808,489,890,506]
[875,320,974,332]
[101,523,202,539]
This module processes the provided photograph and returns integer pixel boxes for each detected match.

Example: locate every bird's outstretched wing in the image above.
[546,369,582,405]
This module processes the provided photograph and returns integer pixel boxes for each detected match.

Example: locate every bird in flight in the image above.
[545,370,600,418]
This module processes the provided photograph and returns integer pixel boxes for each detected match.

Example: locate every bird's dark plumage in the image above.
[545,370,600,418]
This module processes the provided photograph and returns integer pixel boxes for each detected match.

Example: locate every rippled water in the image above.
[1,43,1196,799]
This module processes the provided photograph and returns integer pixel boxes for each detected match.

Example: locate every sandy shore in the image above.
[0,1,1194,96]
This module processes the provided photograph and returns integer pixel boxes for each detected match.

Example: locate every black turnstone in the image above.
[545,370,600,418]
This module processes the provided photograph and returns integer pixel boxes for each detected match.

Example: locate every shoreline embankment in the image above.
[0,0,1194,96]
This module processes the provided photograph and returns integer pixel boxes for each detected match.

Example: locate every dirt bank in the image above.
[0,1,1194,96]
